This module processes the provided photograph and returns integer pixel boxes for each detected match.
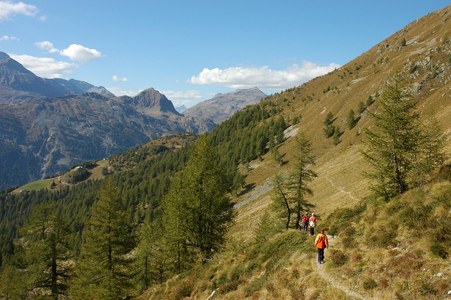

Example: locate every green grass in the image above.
[14,178,54,192]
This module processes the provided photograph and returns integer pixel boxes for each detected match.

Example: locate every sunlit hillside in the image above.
[141,6,450,299]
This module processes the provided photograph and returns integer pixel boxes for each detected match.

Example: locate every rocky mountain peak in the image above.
[0,51,35,78]
[0,51,11,61]
[132,88,181,116]
[0,53,111,102]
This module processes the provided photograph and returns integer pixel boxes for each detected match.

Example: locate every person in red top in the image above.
[315,228,329,264]
[301,212,308,232]
[308,213,317,236]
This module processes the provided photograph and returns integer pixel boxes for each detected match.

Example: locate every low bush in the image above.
[330,249,349,266]
[341,236,356,249]
[324,204,366,236]
[362,278,378,290]
[419,281,437,296]
[172,278,194,299]
[244,275,267,297]
[367,225,397,248]
[430,242,448,259]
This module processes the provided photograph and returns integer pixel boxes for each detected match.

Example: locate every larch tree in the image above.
[163,135,234,263]
[10,202,72,299]
[134,219,171,292]
[271,173,292,230]
[271,135,317,230]
[69,178,134,299]
[289,135,317,229]
[363,76,446,200]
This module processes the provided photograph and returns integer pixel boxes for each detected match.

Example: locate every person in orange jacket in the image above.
[315,228,329,264]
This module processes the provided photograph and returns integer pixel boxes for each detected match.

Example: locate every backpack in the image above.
[309,220,315,228]
[316,234,326,249]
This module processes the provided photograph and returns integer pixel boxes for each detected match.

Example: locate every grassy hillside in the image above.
[140,5,451,299]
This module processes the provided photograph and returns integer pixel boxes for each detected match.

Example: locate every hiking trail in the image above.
[312,236,371,300]
[325,176,359,201]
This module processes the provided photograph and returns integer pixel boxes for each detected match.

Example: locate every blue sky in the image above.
[1,1,449,107]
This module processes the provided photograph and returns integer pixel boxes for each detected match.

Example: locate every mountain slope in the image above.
[0,52,107,101]
[140,5,451,299]
[0,89,214,189]
[184,87,267,124]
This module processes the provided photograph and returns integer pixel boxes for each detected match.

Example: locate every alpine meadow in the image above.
[0,4,450,300]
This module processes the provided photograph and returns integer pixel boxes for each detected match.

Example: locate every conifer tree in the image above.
[134,219,171,292]
[0,203,71,299]
[254,211,280,244]
[323,112,336,138]
[272,135,317,230]
[363,76,445,200]
[163,135,234,263]
[70,178,134,299]
[162,174,192,273]
[272,173,291,229]
[347,109,357,129]
[289,135,317,229]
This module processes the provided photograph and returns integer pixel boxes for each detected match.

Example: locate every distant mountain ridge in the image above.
[184,87,267,124]
[0,90,215,189]
[0,52,108,101]
[0,54,216,188]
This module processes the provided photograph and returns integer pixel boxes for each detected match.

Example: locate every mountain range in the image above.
[0,52,113,101]
[184,87,267,123]
[0,53,265,188]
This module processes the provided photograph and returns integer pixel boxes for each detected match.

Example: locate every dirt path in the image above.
[312,236,371,300]
[325,176,359,201]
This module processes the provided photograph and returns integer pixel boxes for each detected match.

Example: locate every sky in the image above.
[0,1,449,108]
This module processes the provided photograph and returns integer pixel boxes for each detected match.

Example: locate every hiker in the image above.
[309,213,317,236]
[315,228,329,264]
[301,212,308,232]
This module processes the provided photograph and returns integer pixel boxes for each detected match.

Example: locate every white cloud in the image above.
[162,90,204,107]
[112,75,127,82]
[35,41,102,63]
[189,61,340,89]
[0,1,38,20]
[35,40,58,53]
[0,35,19,41]
[60,44,102,62]
[10,54,76,78]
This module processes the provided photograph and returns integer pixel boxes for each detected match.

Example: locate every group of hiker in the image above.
[300,212,329,264]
